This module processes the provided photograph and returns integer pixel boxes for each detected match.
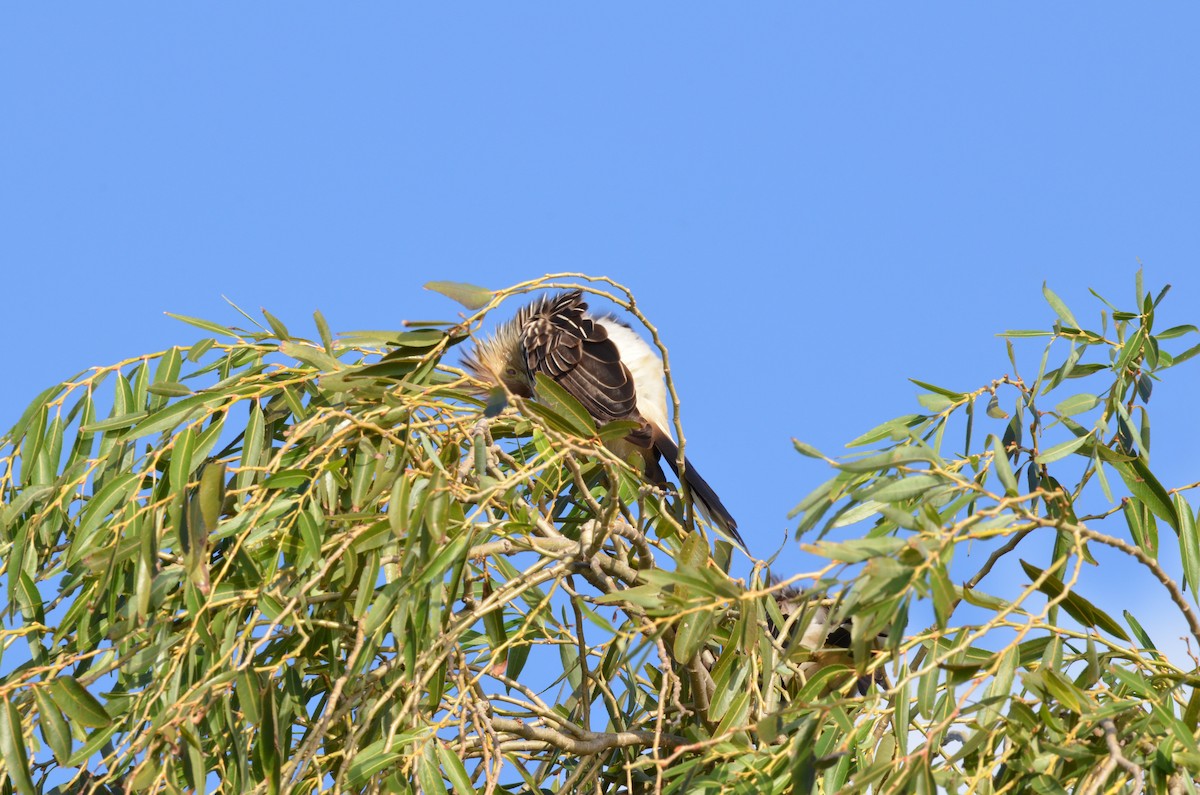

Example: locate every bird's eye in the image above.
[505,367,518,376]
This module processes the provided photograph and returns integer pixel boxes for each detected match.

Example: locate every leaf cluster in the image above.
[0,273,1198,794]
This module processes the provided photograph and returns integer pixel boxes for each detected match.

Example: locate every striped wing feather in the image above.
[520,290,637,424]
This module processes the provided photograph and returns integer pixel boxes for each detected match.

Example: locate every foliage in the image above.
[0,273,1198,794]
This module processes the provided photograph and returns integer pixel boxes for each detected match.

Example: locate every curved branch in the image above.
[1066,521,1200,646]
[489,717,688,754]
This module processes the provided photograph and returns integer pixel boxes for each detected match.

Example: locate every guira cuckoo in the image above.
[774,582,889,695]
[462,289,744,549]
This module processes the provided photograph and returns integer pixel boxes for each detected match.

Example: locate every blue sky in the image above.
[4,6,1200,662]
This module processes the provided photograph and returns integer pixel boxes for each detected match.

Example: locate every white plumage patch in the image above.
[596,318,671,438]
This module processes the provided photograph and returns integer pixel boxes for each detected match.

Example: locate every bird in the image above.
[461,289,744,550]
[773,581,889,695]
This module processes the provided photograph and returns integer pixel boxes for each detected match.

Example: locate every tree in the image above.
[1,273,1198,794]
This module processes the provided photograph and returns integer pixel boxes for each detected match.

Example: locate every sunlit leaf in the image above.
[0,698,36,795]
[1114,457,1179,532]
[49,677,112,728]
[1042,282,1080,329]
[1176,493,1200,596]
[425,280,494,309]
[1034,432,1091,465]
[1053,393,1099,417]
[1019,560,1130,641]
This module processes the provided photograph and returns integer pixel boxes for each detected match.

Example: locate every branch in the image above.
[1080,719,1144,795]
[1063,521,1200,646]
[489,717,688,754]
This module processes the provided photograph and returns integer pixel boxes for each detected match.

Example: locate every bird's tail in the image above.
[651,431,744,551]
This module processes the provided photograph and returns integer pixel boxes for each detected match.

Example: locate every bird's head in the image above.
[461,318,534,397]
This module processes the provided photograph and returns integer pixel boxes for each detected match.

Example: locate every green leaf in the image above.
[1175,493,1200,596]
[263,468,312,489]
[49,676,112,728]
[1018,560,1130,641]
[237,401,266,492]
[1054,393,1099,417]
[792,439,824,458]
[961,585,1008,611]
[991,435,1018,496]
[1123,498,1158,559]
[909,379,964,400]
[980,647,1016,725]
[80,411,149,433]
[255,685,280,793]
[999,329,1054,338]
[673,609,714,663]
[379,329,450,350]
[65,722,120,768]
[1123,610,1157,651]
[34,688,72,765]
[435,740,475,794]
[597,419,644,443]
[1039,669,1084,714]
[415,740,445,795]
[261,308,290,340]
[1157,324,1198,340]
[481,578,508,674]
[1034,432,1091,465]
[1173,341,1200,366]
[198,461,227,530]
[149,347,184,407]
[280,340,343,372]
[170,427,198,494]
[712,686,751,740]
[127,392,228,440]
[846,414,926,447]
[1042,282,1080,329]
[930,564,955,628]
[852,557,916,606]
[425,280,494,309]
[530,373,597,436]
[187,336,216,362]
[916,392,954,412]
[1116,327,1147,373]
[868,474,942,502]
[68,472,142,565]
[838,448,941,473]
[1114,457,1179,532]
[165,312,238,338]
[298,509,324,563]
[146,381,193,397]
[314,309,334,352]
[419,532,471,587]
[826,499,884,530]
[0,697,36,795]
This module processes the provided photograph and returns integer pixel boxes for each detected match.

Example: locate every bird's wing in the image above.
[520,290,638,424]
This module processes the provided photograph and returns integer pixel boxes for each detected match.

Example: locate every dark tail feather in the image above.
[652,431,745,551]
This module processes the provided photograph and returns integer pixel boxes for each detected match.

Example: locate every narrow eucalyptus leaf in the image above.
[0,698,36,795]
[165,312,238,337]
[49,677,112,728]
[1034,432,1091,465]
[426,280,494,309]
[991,435,1018,496]
[1054,393,1099,417]
[1175,493,1200,596]
[34,689,72,764]
[1042,282,1080,328]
